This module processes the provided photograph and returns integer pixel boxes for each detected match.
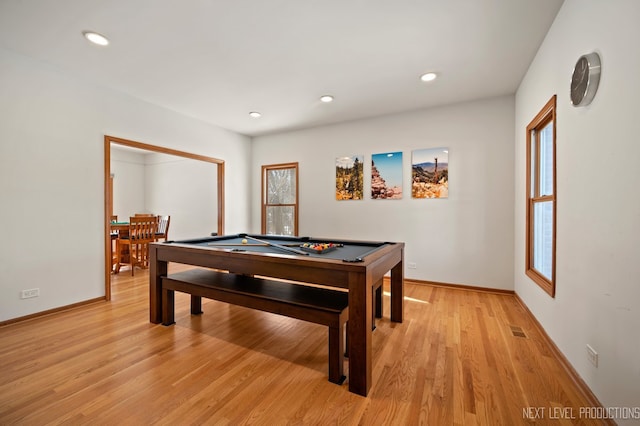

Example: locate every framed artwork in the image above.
[371,151,402,199]
[411,147,449,198]
[336,155,364,200]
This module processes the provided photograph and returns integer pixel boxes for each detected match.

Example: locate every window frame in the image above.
[261,162,299,236]
[525,95,557,297]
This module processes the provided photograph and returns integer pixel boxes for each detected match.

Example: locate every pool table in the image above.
[148,233,404,396]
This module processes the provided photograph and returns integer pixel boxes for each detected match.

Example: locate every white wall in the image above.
[111,148,146,220]
[515,0,640,418]
[252,96,515,290]
[0,47,251,322]
[145,152,218,240]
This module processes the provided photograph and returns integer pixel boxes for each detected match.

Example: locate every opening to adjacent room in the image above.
[103,135,225,300]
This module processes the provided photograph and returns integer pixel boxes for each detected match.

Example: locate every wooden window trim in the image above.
[261,162,299,235]
[525,95,557,297]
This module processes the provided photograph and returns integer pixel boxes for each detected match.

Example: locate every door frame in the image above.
[104,135,225,300]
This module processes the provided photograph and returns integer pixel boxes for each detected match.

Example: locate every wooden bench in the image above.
[161,268,349,384]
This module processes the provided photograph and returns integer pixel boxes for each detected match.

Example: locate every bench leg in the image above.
[328,322,346,385]
[162,288,175,326]
[344,322,349,358]
[191,295,203,315]
[374,282,383,319]
[371,278,383,331]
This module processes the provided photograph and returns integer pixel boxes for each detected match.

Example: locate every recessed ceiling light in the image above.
[320,95,334,103]
[249,111,262,118]
[420,72,437,82]
[82,31,109,46]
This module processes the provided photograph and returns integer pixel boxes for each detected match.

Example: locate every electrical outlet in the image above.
[407,262,417,269]
[586,344,598,367]
[20,288,40,299]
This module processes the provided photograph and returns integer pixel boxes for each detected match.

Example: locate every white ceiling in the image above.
[0,0,563,137]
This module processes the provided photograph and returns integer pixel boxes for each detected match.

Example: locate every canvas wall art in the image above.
[371,151,402,199]
[411,147,449,198]
[335,155,364,200]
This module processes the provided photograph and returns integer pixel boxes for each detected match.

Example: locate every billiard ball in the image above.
[241,239,248,244]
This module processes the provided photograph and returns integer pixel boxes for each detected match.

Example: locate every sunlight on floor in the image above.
[383,290,429,304]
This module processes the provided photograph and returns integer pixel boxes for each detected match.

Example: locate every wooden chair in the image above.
[109,215,119,272]
[155,215,171,242]
[116,216,158,276]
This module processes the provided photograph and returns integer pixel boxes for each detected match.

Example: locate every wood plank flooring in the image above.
[0,266,606,425]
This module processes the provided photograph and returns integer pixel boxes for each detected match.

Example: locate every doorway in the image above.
[104,135,225,300]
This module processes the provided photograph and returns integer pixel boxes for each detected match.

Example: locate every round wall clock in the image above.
[570,52,601,107]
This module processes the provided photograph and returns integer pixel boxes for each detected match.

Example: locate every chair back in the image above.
[156,215,171,241]
[128,216,157,242]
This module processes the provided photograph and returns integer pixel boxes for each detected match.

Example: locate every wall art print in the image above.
[371,151,402,199]
[411,147,449,198]
[335,155,364,200]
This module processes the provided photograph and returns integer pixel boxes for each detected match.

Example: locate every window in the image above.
[262,163,298,236]
[526,95,556,297]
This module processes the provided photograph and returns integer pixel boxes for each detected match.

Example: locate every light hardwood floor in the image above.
[0,266,608,425]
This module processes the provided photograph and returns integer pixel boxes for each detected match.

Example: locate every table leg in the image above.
[347,272,372,396]
[149,245,167,324]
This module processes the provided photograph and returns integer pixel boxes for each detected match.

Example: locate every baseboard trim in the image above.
[0,297,106,327]
[513,293,615,426]
[385,276,515,295]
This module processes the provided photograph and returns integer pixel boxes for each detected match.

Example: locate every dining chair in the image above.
[116,215,158,276]
[155,215,171,242]
[109,215,119,271]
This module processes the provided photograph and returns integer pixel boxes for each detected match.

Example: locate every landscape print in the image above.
[371,152,402,199]
[335,155,364,200]
[412,147,449,198]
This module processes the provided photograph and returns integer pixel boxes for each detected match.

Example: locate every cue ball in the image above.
[241,239,248,244]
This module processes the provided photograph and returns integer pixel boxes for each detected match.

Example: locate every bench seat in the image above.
[161,268,349,384]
